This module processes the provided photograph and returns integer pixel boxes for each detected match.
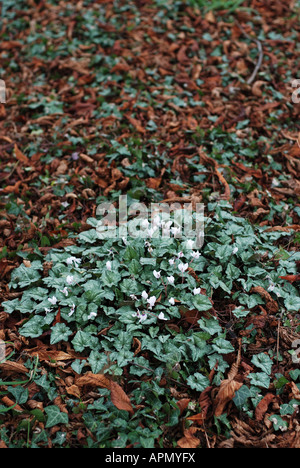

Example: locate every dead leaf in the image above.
[177,427,200,448]
[132,337,141,356]
[255,393,275,421]
[252,81,266,97]
[14,144,30,165]
[187,413,205,425]
[0,361,28,374]
[110,381,134,414]
[66,385,81,399]
[290,382,300,400]
[214,341,243,416]
[75,372,111,389]
[1,396,23,413]
[251,286,278,313]
[279,274,300,283]
[214,379,243,417]
[176,398,191,414]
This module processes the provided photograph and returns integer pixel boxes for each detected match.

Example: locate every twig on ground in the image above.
[236,20,264,85]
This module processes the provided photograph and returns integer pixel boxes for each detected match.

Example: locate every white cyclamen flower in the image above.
[169,297,175,305]
[142,290,149,300]
[138,312,148,323]
[44,308,52,314]
[147,296,156,309]
[178,263,188,273]
[88,312,97,320]
[60,287,69,297]
[152,215,161,227]
[167,276,175,285]
[191,251,201,259]
[130,294,138,300]
[133,310,147,323]
[158,312,168,320]
[232,246,238,254]
[177,251,184,258]
[153,270,161,279]
[186,239,195,249]
[66,256,81,267]
[193,288,201,295]
[106,261,112,271]
[48,296,57,305]
[147,225,159,238]
[169,259,175,266]
[162,220,173,229]
[141,218,149,229]
[69,304,76,317]
[66,275,74,285]
[171,227,181,237]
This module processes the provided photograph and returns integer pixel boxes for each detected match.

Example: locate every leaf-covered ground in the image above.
[0,0,299,448]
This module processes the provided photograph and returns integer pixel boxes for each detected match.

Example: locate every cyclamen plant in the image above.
[2,201,300,407]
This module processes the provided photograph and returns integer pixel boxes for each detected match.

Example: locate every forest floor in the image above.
[0,0,299,448]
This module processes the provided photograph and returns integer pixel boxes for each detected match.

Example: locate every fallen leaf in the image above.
[177,427,200,448]
[187,413,205,425]
[0,361,28,374]
[176,398,190,414]
[279,274,300,283]
[75,372,111,389]
[214,379,243,417]
[66,385,81,399]
[255,393,275,421]
[14,144,30,165]
[110,381,134,414]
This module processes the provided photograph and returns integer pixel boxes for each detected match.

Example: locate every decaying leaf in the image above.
[110,381,134,414]
[177,427,200,448]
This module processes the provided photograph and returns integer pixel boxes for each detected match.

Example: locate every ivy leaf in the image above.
[212,337,235,354]
[186,373,210,392]
[251,353,273,375]
[248,372,270,389]
[45,406,69,428]
[233,385,252,409]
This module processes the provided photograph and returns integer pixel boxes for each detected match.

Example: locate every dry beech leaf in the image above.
[75,372,111,389]
[110,381,134,414]
[252,81,266,97]
[66,385,81,399]
[255,393,275,421]
[27,347,79,362]
[14,144,30,165]
[214,340,242,416]
[176,398,191,415]
[1,396,23,413]
[186,413,205,425]
[177,427,200,448]
[0,361,28,374]
[132,337,141,356]
[251,286,278,313]
[214,380,243,417]
[290,382,300,400]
